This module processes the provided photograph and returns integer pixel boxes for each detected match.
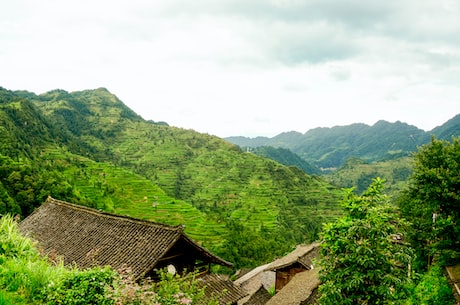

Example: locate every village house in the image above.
[234,243,320,305]
[264,269,319,305]
[234,262,275,305]
[19,197,246,304]
[265,243,319,292]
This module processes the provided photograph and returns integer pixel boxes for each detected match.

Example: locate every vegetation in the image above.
[248,146,321,175]
[326,156,413,195]
[405,264,455,305]
[0,214,218,305]
[398,136,460,269]
[318,136,460,304]
[318,178,414,304]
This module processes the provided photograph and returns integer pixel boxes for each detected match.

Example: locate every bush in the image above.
[0,214,38,260]
[406,265,455,305]
[43,267,115,305]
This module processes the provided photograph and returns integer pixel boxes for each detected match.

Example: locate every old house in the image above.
[19,197,233,280]
[265,269,320,305]
[264,243,319,292]
[234,262,275,305]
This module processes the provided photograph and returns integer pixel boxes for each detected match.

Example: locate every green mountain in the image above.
[431,114,460,140]
[0,86,342,268]
[226,117,460,170]
[249,146,321,175]
[325,156,413,195]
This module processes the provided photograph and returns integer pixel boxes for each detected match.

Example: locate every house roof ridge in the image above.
[45,196,183,232]
[264,242,320,272]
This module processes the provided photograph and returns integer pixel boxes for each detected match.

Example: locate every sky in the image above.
[1,0,459,138]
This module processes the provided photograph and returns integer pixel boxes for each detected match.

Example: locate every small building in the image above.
[19,197,232,280]
[265,269,320,305]
[234,262,275,305]
[264,243,319,292]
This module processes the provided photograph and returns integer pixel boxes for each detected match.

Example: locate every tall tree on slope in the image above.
[319,178,414,305]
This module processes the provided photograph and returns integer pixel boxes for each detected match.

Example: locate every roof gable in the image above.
[265,243,319,272]
[19,197,231,279]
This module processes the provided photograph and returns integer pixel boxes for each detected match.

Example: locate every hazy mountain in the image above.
[226,116,460,170]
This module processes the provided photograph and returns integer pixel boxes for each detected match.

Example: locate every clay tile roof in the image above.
[265,243,319,272]
[197,273,247,305]
[19,197,232,280]
[241,284,272,305]
[265,269,320,305]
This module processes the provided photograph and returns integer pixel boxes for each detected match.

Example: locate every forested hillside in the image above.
[226,116,460,170]
[0,86,342,268]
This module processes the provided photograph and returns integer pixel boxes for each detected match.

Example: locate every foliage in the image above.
[152,269,217,305]
[405,264,455,305]
[108,265,218,305]
[0,214,38,260]
[326,157,413,195]
[0,153,93,217]
[0,215,67,303]
[398,136,460,269]
[218,219,292,269]
[42,267,115,305]
[318,178,414,305]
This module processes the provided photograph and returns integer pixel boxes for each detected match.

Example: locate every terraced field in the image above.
[41,147,227,249]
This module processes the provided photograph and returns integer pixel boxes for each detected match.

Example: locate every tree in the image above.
[318,178,414,305]
[398,136,460,268]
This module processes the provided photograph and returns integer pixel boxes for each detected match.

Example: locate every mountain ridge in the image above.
[226,115,460,170]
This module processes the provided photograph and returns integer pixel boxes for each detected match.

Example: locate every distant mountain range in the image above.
[226,115,460,170]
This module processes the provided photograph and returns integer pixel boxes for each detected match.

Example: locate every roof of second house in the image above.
[265,269,320,305]
[265,243,319,272]
[19,197,232,279]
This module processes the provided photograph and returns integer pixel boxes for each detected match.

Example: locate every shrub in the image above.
[406,264,455,305]
[42,267,115,305]
[109,266,219,305]
[0,214,38,260]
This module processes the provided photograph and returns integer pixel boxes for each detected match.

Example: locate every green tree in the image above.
[398,136,460,268]
[319,178,414,305]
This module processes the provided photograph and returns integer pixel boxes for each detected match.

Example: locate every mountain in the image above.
[226,117,460,170]
[249,146,321,175]
[431,114,460,140]
[0,86,342,268]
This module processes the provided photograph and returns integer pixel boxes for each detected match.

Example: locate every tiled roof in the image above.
[265,269,320,305]
[198,273,247,305]
[19,197,232,280]
[241,284,272,305]
[234,263,275,305]
[264,243,319,272]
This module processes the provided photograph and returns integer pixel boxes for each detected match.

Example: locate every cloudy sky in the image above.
[1,0,459,137]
